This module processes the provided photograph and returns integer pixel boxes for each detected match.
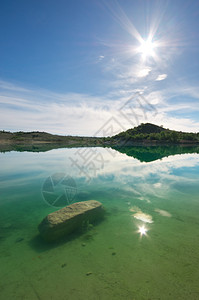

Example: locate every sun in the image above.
[137,37,156,59]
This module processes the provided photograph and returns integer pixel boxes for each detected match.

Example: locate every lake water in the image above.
[0,146,199,300]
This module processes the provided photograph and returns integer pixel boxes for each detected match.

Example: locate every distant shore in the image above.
[0,130,105,147]
[1,123,199,152]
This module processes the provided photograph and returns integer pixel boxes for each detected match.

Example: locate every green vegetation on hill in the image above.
[0,123,199,152]
[111,123,199,144]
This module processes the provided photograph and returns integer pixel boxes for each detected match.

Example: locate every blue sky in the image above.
[1,0,199,135]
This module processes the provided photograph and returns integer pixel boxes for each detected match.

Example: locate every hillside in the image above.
[111,123,199,145]
[0,130,104,150]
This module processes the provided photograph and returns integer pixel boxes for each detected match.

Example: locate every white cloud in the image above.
[137,67,151,78]
[98,55,105,61]
[155,74,167,81]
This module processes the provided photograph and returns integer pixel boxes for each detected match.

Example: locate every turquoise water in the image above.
[0,147,199,300]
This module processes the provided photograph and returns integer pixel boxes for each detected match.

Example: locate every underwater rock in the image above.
[38,200,105,242]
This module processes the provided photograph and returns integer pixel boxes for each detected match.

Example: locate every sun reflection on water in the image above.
[138,225,148,237]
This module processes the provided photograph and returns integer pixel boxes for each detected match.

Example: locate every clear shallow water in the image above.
[0,147,199,300]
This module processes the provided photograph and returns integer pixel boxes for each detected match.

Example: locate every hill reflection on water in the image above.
[1,143,199,163]
[111,145,199,162]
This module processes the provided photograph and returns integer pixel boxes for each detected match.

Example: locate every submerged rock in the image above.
[38,200,105,242]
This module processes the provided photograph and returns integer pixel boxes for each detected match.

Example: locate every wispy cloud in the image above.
[0,80,30,92]
[1,78,199,135]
